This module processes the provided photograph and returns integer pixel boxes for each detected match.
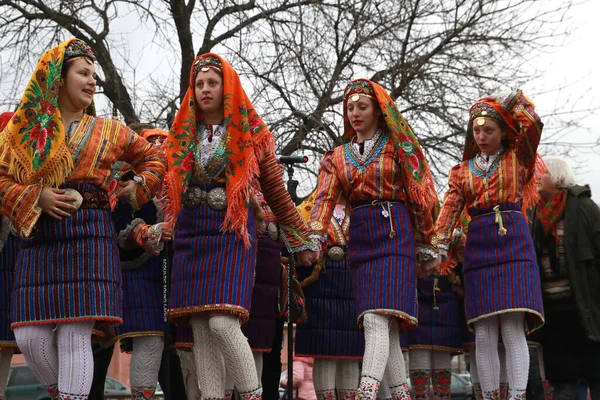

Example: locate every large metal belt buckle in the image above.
[206,187,227,211]
[63,188,84,210]
[182,185,207,209]
[267,221,279,241]
[327,246,345,261]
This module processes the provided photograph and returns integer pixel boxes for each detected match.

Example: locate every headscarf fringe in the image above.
[8,150,73,187]
[522,154,546,215]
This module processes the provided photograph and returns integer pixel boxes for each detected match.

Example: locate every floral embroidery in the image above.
[316,389,336,400]
[483,389,501,400]
[239,387,263,400]
[131,385,156,399]
[389,382,411,400]
[357,379,380,400]
[432,368,452,400]
[337,389,358,400]
[409,369,431,400]
[46,384,59,399]
[58,392,87,400]
[508,389,526,400]
[473,383,483,400]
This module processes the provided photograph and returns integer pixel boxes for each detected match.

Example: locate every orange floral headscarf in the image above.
[163,53,275,246]
[1,39,95,186]
[463,89,542,161]
[342,79,437,208]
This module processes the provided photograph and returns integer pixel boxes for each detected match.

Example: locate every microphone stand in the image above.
[285,162,299,400]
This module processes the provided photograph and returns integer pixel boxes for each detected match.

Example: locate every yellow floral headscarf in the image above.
[1,38,96,186]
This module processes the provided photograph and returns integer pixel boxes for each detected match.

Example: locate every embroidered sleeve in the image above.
[308,150,343,243]
[0,133,43,238]
[434,164,466,256]
[257,148,313,253]
[118,126,166,207]
[513,92,543,171]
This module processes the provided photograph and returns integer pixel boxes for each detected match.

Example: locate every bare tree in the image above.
[0,0,317,124]
[231,0,582,191]
[0,0,591,192]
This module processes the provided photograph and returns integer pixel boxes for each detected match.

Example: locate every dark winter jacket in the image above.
[531,184,600,341]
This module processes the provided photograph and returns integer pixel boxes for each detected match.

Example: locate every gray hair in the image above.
[543,156,576,187]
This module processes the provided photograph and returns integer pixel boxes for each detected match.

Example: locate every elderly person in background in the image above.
[530,156,600,400]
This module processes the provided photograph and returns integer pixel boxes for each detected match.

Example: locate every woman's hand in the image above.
[418,257,441,278]
[156,222,173,242]
[38,188,78,220]
[296,249,318,266]
[115,180,136,201]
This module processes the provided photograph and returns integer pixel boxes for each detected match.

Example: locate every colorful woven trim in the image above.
[344,79,375,100]
[64,40,96,62]
[193,54,223,77]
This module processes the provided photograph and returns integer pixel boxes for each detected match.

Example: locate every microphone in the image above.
[277,155,309,164]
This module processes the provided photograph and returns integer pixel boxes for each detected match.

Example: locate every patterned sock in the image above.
[131,386,156,400]
[483,389,501,400]
[56,322,95,398]
[389,382,411,400]
[58,392,87,400]
[508,389,526,400]
[337,388,358,400]
[432,368,452,400]
[46,384,59,399]
[191,316,226,398]
[357,376,380,400]
[409,370,431,400]
[224,389,234,400]
[209,316,259,393]
[316,389,336,399]
[239,386,262,400]
[130,336,163,400]
[473,383,483,400]
[542,380,553,400]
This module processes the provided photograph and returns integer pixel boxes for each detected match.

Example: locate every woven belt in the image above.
[472,205,521,236]
[182,185,227,210]
[64,187,110,210]
[258,221,279,240]
[326,245,346,261]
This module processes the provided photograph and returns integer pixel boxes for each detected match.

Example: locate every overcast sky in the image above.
[522,0,600,196]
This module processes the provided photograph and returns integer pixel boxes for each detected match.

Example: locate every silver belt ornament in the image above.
[258,221,279,241]
[267,221,279,241]
[182,186,227,210]
[327,246,345,261]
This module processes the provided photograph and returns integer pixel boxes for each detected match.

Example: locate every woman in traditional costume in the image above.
[295,193,365,400]
[308,78,439,399]
[240,186,284,394]
[0,39,165,400]
[162,53,316,400]
[109,127,172,400]
[435,90,544,400]
[0,112,20,400]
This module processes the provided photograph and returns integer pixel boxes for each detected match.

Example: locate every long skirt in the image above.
[295,246,365,359]
[348,202,418,332]
[168,195,256,325]
[0,234,20,350]
[12,201,122,328]
[464,203,544,332]
[407,275,463,352]
[242,237,281,352]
